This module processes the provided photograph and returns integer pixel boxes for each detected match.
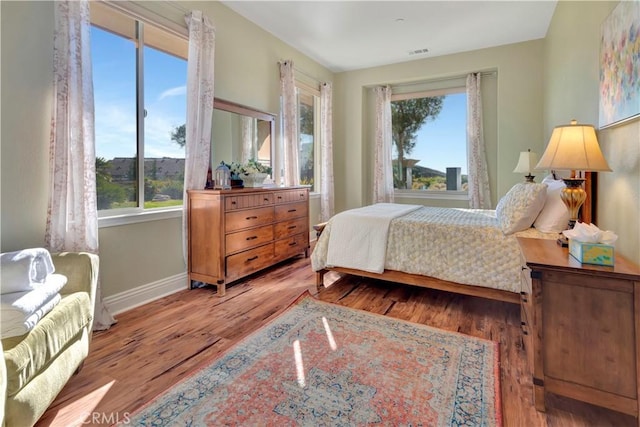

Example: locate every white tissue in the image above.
[562,222,618,245]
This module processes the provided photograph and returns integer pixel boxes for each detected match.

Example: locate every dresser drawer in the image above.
[274,217,308,238]
[275,233,308,260]
[275,201,308,221]
[274,189,308,204]
[225,243,274,281]
[225,193,274,211]
[225,224,274,255]
[225,206,274,232]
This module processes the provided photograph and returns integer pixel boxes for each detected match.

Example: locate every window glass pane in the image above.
[143,42,187,208]
[92,25,138,210]
[299,90,315,189]
[391,92,467,191]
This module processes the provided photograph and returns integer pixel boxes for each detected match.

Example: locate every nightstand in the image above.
[517,237,640,420]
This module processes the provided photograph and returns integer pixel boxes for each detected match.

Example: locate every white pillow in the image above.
[534,175,570,233]
[496,182,548,235]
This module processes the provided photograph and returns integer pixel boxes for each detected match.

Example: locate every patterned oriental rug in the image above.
[126,293,502,426]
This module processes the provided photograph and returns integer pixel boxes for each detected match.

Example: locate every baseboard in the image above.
[103,272,187,315]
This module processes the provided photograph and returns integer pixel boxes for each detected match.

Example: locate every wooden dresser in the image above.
[187,187,310,296]
[517,237,640,421]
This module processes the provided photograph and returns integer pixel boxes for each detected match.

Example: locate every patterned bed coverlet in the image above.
[311,206,557,293]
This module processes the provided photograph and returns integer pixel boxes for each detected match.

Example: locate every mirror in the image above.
[211,99,275,173]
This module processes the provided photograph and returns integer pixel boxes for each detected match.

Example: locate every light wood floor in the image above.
[37,252,635,426]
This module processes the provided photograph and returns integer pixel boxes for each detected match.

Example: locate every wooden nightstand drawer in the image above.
[225,206,274,232]
[226,243,274,281]
[225,224,274,255]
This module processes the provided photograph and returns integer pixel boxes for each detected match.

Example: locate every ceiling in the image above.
[221,1,558,72]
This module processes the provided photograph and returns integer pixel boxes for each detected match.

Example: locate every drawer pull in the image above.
[247,256,258,261]
[522,298,528,303]
[231,201,236,205]
[520,291,526,295]
[264,198,269,201]
[246,216,258,220]
[277,196,282,199]
[522,330,528,336]
[288,242,297,246]
[288,225,296,230]
[521,321,526,326]
[288,209,297,213]
[246,236,258,241]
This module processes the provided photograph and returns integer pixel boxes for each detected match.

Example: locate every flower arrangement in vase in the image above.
[222,159,272,188]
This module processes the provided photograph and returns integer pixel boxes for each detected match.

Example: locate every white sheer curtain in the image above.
[319,82,334,221]
[182,11,215,261]
[46,0,115,330]
[466,73,492,209]
[373,86,394,203]
[241,116,254,163]
[279,60,299,187]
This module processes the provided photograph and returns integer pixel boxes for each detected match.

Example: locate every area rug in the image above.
[126,292,502,426]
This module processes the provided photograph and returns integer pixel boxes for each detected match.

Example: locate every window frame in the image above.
[295,81,320,193]
[389,82,468,198]
[91,2,189,224]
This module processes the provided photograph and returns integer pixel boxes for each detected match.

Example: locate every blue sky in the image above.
[91,26,187,161]
[405,93,468,175]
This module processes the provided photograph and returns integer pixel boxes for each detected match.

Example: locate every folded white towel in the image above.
[0,293,62,338]
[1,248,55,293]
[1,273,67,317]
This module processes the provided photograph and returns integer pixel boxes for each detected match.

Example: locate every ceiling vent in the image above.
[408,48,429,56]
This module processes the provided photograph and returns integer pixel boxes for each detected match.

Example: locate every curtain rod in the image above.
[390,70,496,88]
[278,60,324,85]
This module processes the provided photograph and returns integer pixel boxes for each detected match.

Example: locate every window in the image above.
[91,3,188,214]
[297,84,319,191]
[390,86,467,192]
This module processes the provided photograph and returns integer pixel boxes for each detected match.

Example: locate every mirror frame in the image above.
[213,98,276,168]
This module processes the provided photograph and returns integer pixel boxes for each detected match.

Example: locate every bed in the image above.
[312,174,595,304]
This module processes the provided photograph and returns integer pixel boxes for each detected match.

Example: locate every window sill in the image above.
[98,207,183,228]
[394,190,469,201]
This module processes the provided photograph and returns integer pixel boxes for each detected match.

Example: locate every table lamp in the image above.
[513,149,539,182]
[535,120,611,244]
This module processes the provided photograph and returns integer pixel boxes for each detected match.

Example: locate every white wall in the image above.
[0,0,331,298]
[543,1,639,264]
[332,40,545,212]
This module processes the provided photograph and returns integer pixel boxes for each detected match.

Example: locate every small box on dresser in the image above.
[188,186,310,296]
[517,237,640,422]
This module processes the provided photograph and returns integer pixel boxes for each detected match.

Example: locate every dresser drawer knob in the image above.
[288,225,296,230]
[264,198,269,201]
[521,321,526,326]
[522,330,528,336]
[289,241,297,246]
[246,236,257,241]
[288,209,297,213]
[246,216,258,220]
[247,255,258,262]
[231,201,236,205]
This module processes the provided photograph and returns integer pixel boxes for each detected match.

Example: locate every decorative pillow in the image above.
[496,182,548,235]
[534,175,570,233]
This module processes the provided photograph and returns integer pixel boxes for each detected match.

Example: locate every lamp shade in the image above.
[513,149,539,173]
[535,120,611,172]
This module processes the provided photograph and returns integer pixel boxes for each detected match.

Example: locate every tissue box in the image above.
[569,239,614,266]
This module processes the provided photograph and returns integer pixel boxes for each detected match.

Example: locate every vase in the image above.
[242,173,268,188]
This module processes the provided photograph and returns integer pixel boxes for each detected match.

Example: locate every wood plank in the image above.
[37,245,637,427]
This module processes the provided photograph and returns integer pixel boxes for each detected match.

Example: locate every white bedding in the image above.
[326,203,421,273]
[312,206,557,293]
